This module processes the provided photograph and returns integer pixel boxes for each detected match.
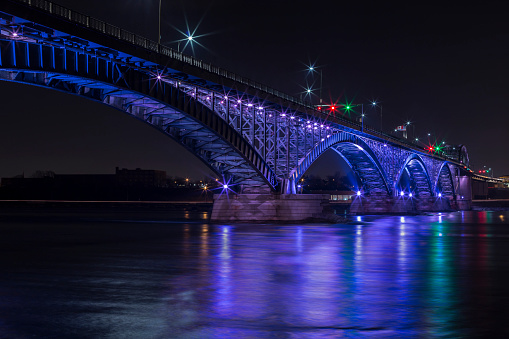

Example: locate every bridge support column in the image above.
[211,193,330,222]
[350,194,455,214]
[452,175,472,210]
[282,179,296,194]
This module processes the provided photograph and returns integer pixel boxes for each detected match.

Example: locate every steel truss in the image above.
[0,1,467,195]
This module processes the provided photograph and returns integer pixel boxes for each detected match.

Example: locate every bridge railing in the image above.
[16,0,310,109]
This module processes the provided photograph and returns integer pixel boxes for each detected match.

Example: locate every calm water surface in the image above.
[1,210,509,338]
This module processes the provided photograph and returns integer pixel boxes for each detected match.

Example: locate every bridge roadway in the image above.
[0,0,475,220]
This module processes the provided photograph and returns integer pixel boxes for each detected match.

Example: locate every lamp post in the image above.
[158,0,162,44]
[406,121,414,140]
[361,104,364,132]
[307,65,323,105]
[371,101,383,132]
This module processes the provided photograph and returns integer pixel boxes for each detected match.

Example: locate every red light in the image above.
[331,106,335,110]
[479,170,482,173]
[317,107,321,110]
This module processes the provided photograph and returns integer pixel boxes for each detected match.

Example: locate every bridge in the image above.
[0,0,474,220]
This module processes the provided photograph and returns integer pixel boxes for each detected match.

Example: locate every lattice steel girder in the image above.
[0,38,277,189]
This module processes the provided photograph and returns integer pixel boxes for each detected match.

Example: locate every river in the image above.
[0,209,508,338]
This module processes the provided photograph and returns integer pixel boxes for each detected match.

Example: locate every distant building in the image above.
[499,175,509,188]
[115,167,167,188]
[309,190,355,202]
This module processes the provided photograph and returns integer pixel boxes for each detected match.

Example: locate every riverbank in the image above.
[471,199,509,210]
[0,200,213,221]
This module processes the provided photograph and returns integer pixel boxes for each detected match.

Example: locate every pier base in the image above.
[211,194,330,222]
[349,194,460,214]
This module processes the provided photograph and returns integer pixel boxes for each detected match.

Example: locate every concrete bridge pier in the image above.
[210,193,330,222]
[349,194,456,214]
[453,175,472,210]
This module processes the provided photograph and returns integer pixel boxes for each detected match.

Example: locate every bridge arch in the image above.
[289,132,391,195]
[395,154,434,197]
[435,162,455,197]
[0,39,277,190]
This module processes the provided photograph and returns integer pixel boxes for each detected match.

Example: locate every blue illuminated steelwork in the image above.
[0,0,472,198]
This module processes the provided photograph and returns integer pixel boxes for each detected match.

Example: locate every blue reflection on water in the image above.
[0,211,509,337]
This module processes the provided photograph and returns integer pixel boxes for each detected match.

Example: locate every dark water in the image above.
[1,210,509,338]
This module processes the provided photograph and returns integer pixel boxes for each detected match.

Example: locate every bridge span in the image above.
[0,0,474,220]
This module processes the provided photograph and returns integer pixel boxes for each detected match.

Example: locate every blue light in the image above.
[438,193,442,198]
[409,193,413,197]
[400,191,405,196]
[357,191,361,196]
[223,184,228,189]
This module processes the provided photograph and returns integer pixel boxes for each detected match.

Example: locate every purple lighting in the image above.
[223,184,228,189]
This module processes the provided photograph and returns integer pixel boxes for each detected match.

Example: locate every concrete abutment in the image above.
[211,192,472,221]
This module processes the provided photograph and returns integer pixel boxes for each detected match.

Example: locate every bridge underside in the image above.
[398,158,433,197]
[0,39,279,190]
[330,144,388,194]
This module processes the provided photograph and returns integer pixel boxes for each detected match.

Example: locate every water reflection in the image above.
[1,211,509,337]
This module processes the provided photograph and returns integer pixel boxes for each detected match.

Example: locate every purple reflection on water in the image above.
[0,211,508,337]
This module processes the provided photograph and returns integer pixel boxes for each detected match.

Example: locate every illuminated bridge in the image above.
[0,0,474,219]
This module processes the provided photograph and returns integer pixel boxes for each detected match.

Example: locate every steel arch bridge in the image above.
[0,0,472,202]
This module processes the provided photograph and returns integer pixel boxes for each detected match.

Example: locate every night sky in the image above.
[1,1,508,179]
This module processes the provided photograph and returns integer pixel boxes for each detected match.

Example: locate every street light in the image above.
[406,121,414,140]
[177,35,193,52]
[371,101,383,132]
[306,64,323,105]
